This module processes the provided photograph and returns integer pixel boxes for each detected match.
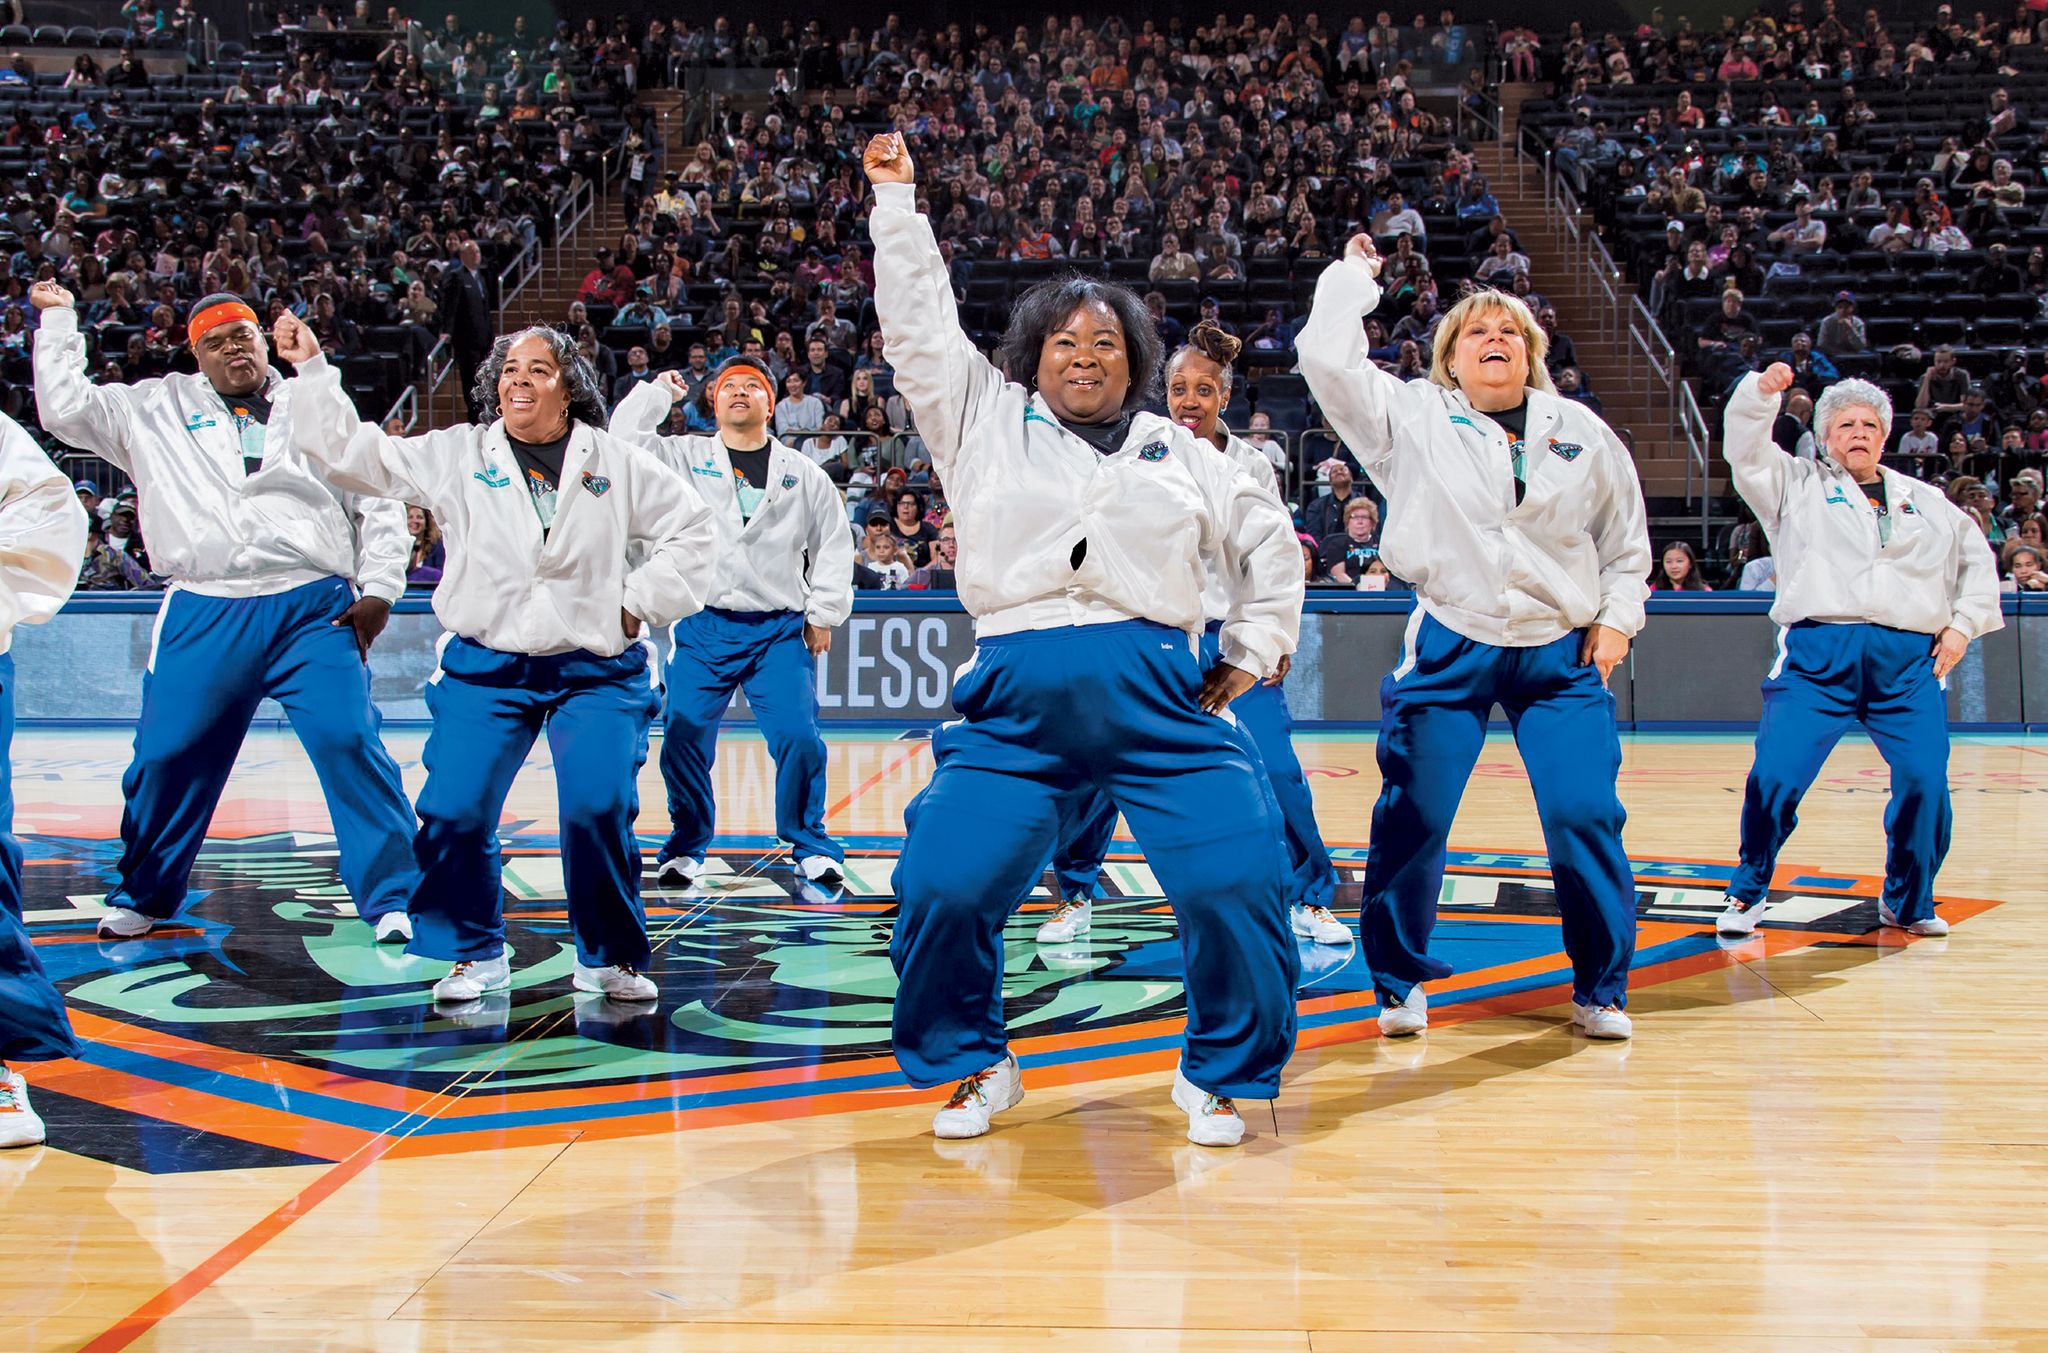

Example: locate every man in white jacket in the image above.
[30,283,420,944]
[0,413,88,1148]
[609,358,855,888]
[1299,236,1652,1041]
[277,315,719,1005]
[1715,366,2002,939]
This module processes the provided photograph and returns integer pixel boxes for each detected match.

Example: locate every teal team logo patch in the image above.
[1548,438,1583,462]
[581,472,611,496]
[781,474,798,489]
[474,463,512,488]
[1824,485,1851,507]
[1137,440,1170,462]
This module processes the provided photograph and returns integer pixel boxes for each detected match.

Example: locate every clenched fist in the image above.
[29,280,73,311]
[863,132,915,186]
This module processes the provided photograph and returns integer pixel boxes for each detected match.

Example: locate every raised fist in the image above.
[863,132,915,186]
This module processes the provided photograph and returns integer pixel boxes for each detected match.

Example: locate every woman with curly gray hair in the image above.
[1715,364,2003,940]
[274,314,720,1009]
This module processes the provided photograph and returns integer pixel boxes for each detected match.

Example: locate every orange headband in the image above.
[710,365,775,417]
[188,300,261,345]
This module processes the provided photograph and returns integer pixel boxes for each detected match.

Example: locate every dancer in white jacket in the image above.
[0,414,87,1148]
[1715,365,2001,939]
[275,313,718,1005]
[865,134,1303,1148]
[609,360,854,887]
[31,283,419,944]
[1299,236,1652,1040]
[1034,321,1344,950]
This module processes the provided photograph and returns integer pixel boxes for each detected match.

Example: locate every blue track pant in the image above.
[1042,623,1338,911]
[410,636,663,968]
[890,620,1299,1099]
[0,654,78,1063]
[658,607,839,869]
[107,577,418,926]
[1361,613,1637,1010]
[1728,622,1951,923]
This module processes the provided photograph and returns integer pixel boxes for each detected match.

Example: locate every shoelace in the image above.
[1201,1093,1239,1119]
[1050,899,1086,922]
[945,1066,997,1110]
[1306,906,1337,924]
[0,1077,21,1113]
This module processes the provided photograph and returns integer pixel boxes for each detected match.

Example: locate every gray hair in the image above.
[1813,377,1893,442]
[470,325,608,427]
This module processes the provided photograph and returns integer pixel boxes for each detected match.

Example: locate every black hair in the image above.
[697,354,778,417]
[1166,319,1242,393]
[470,325,607,428]
[995,273,1163,417]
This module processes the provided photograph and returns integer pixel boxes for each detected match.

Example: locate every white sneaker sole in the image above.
[572,974,659,1001]
[655,857,704,886]
[433,970,511,1003]
[1034,920,1090,943]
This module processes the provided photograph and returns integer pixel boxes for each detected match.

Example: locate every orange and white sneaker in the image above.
[0,1069,46,1149]
[1171,1066,1246,1147]
[432,952,511,1003]
[1034,897,1091,943]
[931,1053,1023,1139]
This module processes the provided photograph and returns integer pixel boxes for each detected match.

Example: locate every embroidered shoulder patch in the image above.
[1900,499,1919,515]
[1137,440,1170,462]
[1548,438,1584,461]
[474,463,512,488]
[184,413,218,432]
[581,471,611,496]
[781,473,798,489]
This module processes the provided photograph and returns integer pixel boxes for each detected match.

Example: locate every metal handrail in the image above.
[380,381,418,433]
[1678,378,1714,544]
[494,237,542,315]
[1457,89,1502,144]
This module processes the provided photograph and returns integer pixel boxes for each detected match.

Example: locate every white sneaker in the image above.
[654,855,704,886]
[1878,902,1950,937]
[432,952,511,1002]
[95,905,156,939]
[1291,904,1351,946]
[1378,985,1428,1037]
[372,912,414,945]
[797,855,844,884]
[1171,1067,1247,1147]
[1571,1002,1634,1039]
[1034,897,1091,943]
[0,1070,45,1149]
[931,1053,1023,1139]
[572,961,658,1001]
[1715,895,1768,936]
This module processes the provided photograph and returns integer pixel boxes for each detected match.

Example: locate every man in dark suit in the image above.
[438,241,495,420]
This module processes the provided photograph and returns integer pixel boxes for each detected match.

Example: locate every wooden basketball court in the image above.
[5,725,2042,1349]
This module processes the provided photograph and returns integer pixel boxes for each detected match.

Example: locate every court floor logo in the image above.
[22,830,1989,1174]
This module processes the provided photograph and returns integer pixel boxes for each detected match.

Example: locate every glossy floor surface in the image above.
[4,726,2043,1350]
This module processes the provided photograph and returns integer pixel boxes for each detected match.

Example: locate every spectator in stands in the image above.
[1896,406,1941,465]
[1917,346,1970,415]
[861,531,910,590]
[1474,234,1532,286]
[800,338,849,405]
[1149,232,1200,282]
[908,523,957,589]
[1774,332,1840,392]
[1304,459,1370,542]
[1538,306,1577,379]
[1971,243,2025,298]
[1650,541,1711,591]
[1371,190,1426,241]
[887,489,939,567]
[1697,288,1759,387]
[1318,497,1382,585]
[1816,292,1867,358]
[2005,542,2048,592]
[611,346,656,405]
[440,241,495,423]
[773,372,825,438]
[101,499,149,574]
[405,506,444,588]
[1556,365,1603,417]
[1766,199,1828,254]
[1946,387,2000,449]
[79,517,153,591]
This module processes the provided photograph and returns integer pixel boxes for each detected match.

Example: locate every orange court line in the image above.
[823,740,928,820]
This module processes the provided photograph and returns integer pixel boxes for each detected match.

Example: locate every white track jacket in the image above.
[1299,257,1651,646]
[608,384,855,629]
[1200,433,1286,625]
[1723,372,2002,640]
[33,307,408,602]
[0,412,86,654]
[869,180,1302,677]
[282,354,717,657]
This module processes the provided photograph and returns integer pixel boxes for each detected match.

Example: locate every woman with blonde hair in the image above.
[1301,239,1650,1041]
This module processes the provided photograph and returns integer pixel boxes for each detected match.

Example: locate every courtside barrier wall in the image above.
[24,593,2048,731]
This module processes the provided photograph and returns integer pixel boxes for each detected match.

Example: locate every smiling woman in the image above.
[992,274,1163,427]
[272,308,722,1014]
